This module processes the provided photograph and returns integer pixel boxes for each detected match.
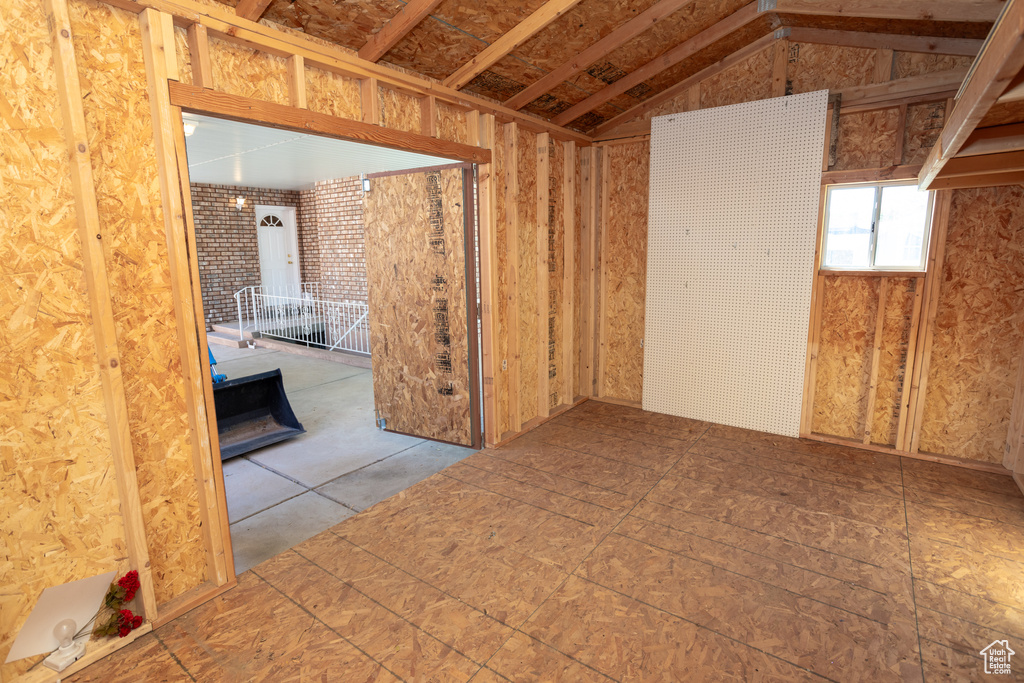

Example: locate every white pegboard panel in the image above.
[643,91,828,438]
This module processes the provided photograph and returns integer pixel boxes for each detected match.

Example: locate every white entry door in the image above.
[256,205,300,295]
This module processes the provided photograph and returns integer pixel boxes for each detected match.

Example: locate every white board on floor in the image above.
[643,91,827,437]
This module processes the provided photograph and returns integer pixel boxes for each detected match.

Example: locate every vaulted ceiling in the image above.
[219,0,1003,134]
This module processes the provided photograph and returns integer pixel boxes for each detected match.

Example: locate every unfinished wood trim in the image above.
[142,8,228,591]
[874,47,895,83]
[862,278,889,444]
[463,166,483,449]
[99,0,593,144]
[358,0,444,63]
[360,77,380,126]
[820,164,923,184]
[420,94,437,137]
[800,182,829,437]
[505,0,697,110]
[958,121,1024,156]
[44,0,157,618]
[579,147,597,397]
[771,0,1004,23]
[595,147,610,398]
[365,162,472,179]
[895,277,926,451]
[894,103,909,165]
[19,623,154,683]
[593,31,777,137]
[805,433,1014,475]
[504,122,522,432]
[287,54,306,108]
[561,140,576,408]
[168,82,491,164]
[840,69,968,109]
[555,2,762,127]
[818,269,925,278]
[477,115,500,447]
[186,22,212,88]
[907,190,952,453]
[591,395,642,409]
[151,579,237,628]
[171,109,234,584]
[772,38,789,97]
[928,170,1024,189]
[233,0,273,21]
[444,0,585,90]
[920,0,1024,188]
[537,132,551,419]
[938,148,1024,176]
[785,27,984,57]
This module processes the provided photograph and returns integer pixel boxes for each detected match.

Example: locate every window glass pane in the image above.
[874,185,930,268]
[824,187,875,268]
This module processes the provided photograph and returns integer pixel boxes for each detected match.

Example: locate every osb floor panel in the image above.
[67,401,1024,682]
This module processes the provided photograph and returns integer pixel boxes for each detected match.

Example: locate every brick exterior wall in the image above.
[308,177,368,305]
[191,183,304,327]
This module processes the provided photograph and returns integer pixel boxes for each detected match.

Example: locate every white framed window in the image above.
[821,182,934,271]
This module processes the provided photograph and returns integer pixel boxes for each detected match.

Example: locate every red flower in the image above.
[117,570,140,602]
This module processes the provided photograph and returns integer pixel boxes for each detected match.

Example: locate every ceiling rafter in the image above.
[234,0,273,22]
[552,1,763,128]
[443,0,586,90]
[505,0,697,111]
[358,0,446,63]
[784,27,984,56]
[764,0,1006,23]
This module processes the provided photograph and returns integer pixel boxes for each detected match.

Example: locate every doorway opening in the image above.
[181,112,483,572]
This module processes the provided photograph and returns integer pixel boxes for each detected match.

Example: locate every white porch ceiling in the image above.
[182,113,457,191]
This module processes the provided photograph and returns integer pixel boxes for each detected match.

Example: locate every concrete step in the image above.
[207,330,247,348]
[211,323,253,339]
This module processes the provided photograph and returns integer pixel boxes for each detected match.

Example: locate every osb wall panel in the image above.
[174,26,192,85]
[549,140,564,409]
[788,43,877,94]
[494,125,510,436]
[601,141,648,403]
[812,277,878,439]
[920,187,1024,462]
[518,127,539,424]
[902,102,947,166]
[210,36,288,105]
[379,85,421,135]
[699,44,774,110]
[71,0,206,603]
[832,108,901,171]
[893,52,974,80]
[364,169,472,445]
[642,87,699,122]
[304,65,361,121]
[0,2,127,676]
[437,102,470,146]
[872,279,916,446]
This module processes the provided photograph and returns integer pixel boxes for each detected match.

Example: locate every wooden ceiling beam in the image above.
[927,169,1024,188]
[358,0,445,63]
[504,0,697,111]
[785,27,983,56]
[443,0,586,90]
[234,0,274,22]
[765,0,1005,23]
[552,1,762,128]
[938,148,1024,175]
[920,0,1024,189]
[957,121,1024,155]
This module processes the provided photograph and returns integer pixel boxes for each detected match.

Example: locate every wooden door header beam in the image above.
[359,0,444,63]
[504,0,697,111]
[99,0,592,144]
[443,0,585,90]
[169,82,492,164]
[765,0,1005,23]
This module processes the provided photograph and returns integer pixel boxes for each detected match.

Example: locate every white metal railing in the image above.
[232,284,370,356]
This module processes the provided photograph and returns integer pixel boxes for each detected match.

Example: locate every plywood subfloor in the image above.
[67,402,1024,682]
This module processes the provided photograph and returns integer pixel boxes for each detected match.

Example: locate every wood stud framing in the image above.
[186,23,212,88]
[579,147,597,398]
[561,141,576,406]
[477,114,501,446]
[537,133,551,419]
[43,0,158,618]
[503,122,522,435]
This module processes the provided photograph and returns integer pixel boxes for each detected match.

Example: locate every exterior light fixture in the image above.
[362,177,371,192]
[182,121,197,136]
[235,196,246,212]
